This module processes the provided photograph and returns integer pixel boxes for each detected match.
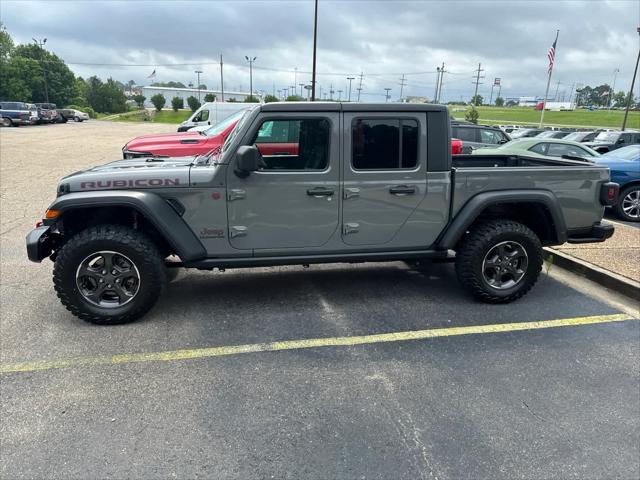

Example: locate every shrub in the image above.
[204,93,216,102]
[244,95,260,103]
[150,94,166,112]
[133,94,146,108]
[187,96,201,112]
[464,105,479,124]
[227,97,238,103]
[171,96,184,111]
[264,94,279,103]
[285,95,303,102]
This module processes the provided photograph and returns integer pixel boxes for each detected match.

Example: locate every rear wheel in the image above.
[455,220,543,303]
[1,118,11,127]
[53,225,167,324]
[615,184,640,222]
[74,116,81,122]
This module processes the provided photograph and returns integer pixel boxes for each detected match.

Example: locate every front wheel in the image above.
[614,184,640,222]
[74,116,81,122]
[455,220,543,303]
[53,225,167,324]
[1,118,11,127]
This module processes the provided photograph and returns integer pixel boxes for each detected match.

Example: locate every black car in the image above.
[451,122,511,153]
[563,131,599,143]
[585,131,640,153]
[509,128,546,139]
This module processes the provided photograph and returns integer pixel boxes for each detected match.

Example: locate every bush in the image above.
[495,97,505,107]
[66,105,97,118]
[133,94,146,108]
[227,97,238,103]
[464,105,479,124]
[264,94,279,103]
[150,93,166,112]
[204,93,216,102]
[171,96,184,111]
[244,95,260,103]
[285,95,303,102]
[186,96,201,112]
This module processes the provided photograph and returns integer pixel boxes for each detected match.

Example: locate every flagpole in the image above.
[539,30,559,128]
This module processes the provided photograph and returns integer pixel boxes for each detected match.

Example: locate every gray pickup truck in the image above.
[27,103,619,324]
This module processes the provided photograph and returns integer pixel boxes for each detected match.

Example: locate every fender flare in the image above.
[436,189,568,249]
[47,190,206,262]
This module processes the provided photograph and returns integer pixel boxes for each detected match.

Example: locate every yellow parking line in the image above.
[1,313,636,375]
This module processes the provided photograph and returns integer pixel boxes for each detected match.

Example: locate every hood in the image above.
[60,157,194,193]
[125,131,203,149]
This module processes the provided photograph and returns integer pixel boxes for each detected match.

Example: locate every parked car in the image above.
[473,138,600,161]
[34,103,59,123]
[563,131,598,143]
[123,109,245,158]
[69,109,90,122]
[451,122,511,153]
[536,130,571,139]
[593,145,640,222]
[584,131,640,153]
[509,128,546,139]
[177,102,254,132]
[27,103,617,324]
[0,101,32,126]
[57,108,88,122]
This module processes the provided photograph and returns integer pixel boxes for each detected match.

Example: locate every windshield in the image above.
[595,132,620,142]
[510,129,534,139]
[203,110,247,137]
[604,145,640,161]
[222,109,252,154]
[564,132,587,141]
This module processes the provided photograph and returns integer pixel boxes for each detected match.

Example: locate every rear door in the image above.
[342,112,426,246]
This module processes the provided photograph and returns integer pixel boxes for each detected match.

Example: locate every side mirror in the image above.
[498,139,508,144]
[234,145,263,177]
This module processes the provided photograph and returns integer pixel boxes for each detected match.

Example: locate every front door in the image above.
[226,113,340,250]
[342,112,427,246]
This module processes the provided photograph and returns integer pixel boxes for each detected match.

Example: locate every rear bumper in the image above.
[26,226,53,262]
[567,221,615,244]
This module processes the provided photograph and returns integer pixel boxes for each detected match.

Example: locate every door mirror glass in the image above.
[235,145,263,177]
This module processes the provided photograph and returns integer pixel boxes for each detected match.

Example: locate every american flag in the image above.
[147,69,156,80]
[547,31,558,74]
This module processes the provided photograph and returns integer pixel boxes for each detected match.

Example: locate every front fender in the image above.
[46,190,206,262]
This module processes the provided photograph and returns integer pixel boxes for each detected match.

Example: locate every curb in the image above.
[544,248,640,301]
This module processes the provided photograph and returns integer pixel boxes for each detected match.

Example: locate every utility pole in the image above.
[195,70,203,103]
[437,63,446,103]
[622,26,640,131]
[219,55,224,102]
[472,62,484,105]
[329,84,334,100]
[398,74,407,102]
[245,56,256,99]
[346,76,355,102]
[32,38,49,103]
[553,80,561,101]
[384,88,392,102]
[608,68,619,110]
[357,72,363,102]
[311,0,318,100]
[568,82,575,105]
[337,90,342,101]
[299,83,305,97]
[434,67,441,103]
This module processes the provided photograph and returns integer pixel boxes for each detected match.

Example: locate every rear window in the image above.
[352,118,418,170]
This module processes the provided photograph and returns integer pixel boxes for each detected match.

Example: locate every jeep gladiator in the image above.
[27,103,618,324]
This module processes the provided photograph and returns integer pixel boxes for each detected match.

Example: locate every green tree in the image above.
[133,94,146,108]
[204,93,216,102]
[150,93,166,112]
[186,95,201,111]
[612,91,626,107]
[464,105,479,124]
[494,97,504,107]
[151,81,186,88]
[285,95,303,101]
[244,95,260,103]
[0,22,14,60]
[0,55,43,101]
[12,43,76,106]
[171,96,184,111]
[198,84,207,90]
[470,94,483,106]
[263,94,279,103]
[227,97,238,103]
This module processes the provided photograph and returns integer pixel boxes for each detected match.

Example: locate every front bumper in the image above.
[26,226,53,262]
[567,221,615,244]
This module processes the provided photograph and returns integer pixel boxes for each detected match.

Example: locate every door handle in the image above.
[389,185,416,195]
[307,187,334,197]
[273,151,290,156]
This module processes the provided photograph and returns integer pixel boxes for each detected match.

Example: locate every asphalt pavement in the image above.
[1,122,639,479]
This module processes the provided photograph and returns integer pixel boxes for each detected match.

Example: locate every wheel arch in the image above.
[47,190,206,262]
[436,190,568,249]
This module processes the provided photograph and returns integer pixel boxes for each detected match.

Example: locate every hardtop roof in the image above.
[260,102,448,113]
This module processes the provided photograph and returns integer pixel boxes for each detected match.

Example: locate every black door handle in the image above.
[389,185,416,195]
[307,187,334,197]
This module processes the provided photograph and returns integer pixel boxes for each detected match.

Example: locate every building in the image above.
[140,86,257,107]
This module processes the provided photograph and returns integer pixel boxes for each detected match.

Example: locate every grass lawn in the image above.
[102,109,192,124]
[450,106,640,129]
[151,109,192,124]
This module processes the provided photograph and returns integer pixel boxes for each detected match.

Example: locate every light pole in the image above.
[32,37,49,103]
[622,27,640,131]
[194,70,203,104]
[346,76,355,102]
[337,90,342,101]
[299,83,305,97]
[384,88,392,102]
[608,68,619,110]
[245,56,256,99]
[311,0,318,100]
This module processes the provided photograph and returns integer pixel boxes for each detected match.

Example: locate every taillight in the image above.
[451,139,463,155]
[599,182,619,206]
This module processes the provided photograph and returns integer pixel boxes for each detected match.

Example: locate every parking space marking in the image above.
[1,313,636,375]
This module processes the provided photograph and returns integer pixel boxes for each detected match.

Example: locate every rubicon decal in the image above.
[80,179,180,189]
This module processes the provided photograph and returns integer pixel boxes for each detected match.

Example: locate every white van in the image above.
[177,102,257,132]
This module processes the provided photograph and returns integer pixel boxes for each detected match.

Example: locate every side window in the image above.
[528,143,548,155]
[193,110,209,122]
[619,133,631,144]
[480,129,502,144]
[452,126,477,142]
[252,118,330,170]
[546,143,584,157]
[352,118,418,170]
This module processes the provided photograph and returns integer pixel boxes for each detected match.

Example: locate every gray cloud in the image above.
[2,0,638,101]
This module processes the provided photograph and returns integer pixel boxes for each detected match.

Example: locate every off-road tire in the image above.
[53,224,167,325]
[614,184,640,222]
[455,220,543,303]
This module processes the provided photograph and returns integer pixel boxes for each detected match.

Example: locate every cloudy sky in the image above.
[2,0,638,101]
